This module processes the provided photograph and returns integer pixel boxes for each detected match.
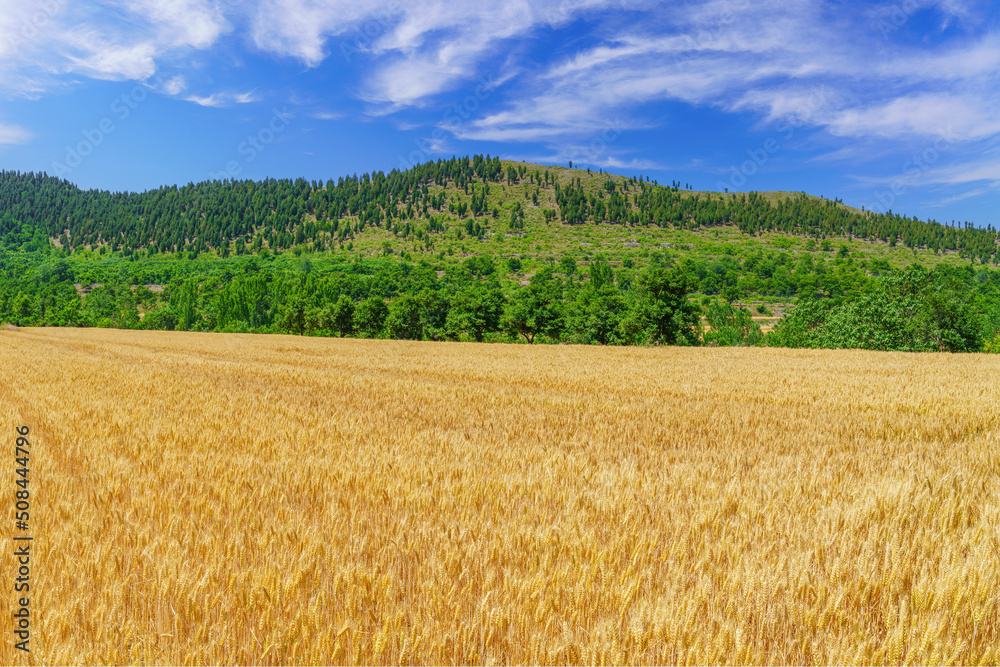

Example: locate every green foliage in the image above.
[277,292,308,336]
[766,299,833,349]
[354,297,388,338]
[567,284,627,345]
[142,305,179,331]
[638,266,701,345]
[588,255,614,290]
[502,268,564,343]
[820,290,918,351]
[387,294,424,340]
[326,294,355,337]
[982,305,1000,346]
[80,283,140,329]
[769,266,984,352]
[704,301,763,347]
[445,279,504,342]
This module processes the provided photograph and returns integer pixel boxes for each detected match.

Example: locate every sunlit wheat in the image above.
[0,327,997,665]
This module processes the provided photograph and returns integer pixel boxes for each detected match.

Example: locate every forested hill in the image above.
[1,155,997,263]
[2,155,1000,352]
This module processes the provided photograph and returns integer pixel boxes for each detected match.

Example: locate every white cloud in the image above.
[823,94,1000,141]
[60,34,160,81]
[0,0,230,94]
[928,158,1000,187]
[121,0,230,50]
[250,0,618,106]
[931,186,996,206]
[310,111,344,121]
[185,90,261,107]
[250,0,378,66]
[451,1,1000,153]
[0,123,32,146]
[160,75,188,96]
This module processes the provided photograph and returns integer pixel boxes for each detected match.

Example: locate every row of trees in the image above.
[67,262,703,347]
[2,250,997,353]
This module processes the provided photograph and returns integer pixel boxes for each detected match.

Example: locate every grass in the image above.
[1,327,998,664]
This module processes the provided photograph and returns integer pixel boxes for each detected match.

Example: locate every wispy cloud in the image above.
[927,158,1000,187]
[0,123,32,146]
[310,111,345,121]
[0,0,230,94]
[159,75,187,96]
[250,0,618,107]
[822,93,1000,141]
[930,186,997,206]
[185,90,261,108]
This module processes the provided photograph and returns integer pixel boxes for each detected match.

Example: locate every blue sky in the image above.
[1,0,998,227]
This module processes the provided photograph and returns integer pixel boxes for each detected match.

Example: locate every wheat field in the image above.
[1,327,998,665]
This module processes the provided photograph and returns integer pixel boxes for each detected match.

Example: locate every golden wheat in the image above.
[1,327,998,665]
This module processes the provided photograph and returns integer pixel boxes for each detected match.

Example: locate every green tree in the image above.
[174,279,201,331]
[909,269,982,352]
[418,289,451,341]
[446,279,504,341]
[329,294,355,337]
[143,305,179,331]
[568,284,626,345]
[820,267,983,352]
[502,269,564,343]
[354,297,388,337]
[588,254,614,290]
[638,266,701,345]
[277,293,308,335]
[387,294,424,340]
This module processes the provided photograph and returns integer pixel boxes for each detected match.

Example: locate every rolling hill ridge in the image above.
[2,155,997,264]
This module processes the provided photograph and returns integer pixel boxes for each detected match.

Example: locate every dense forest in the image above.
[0,156,998,352]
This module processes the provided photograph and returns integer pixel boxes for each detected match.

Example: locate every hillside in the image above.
[0,157,999,350]
[2,156,998,266]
